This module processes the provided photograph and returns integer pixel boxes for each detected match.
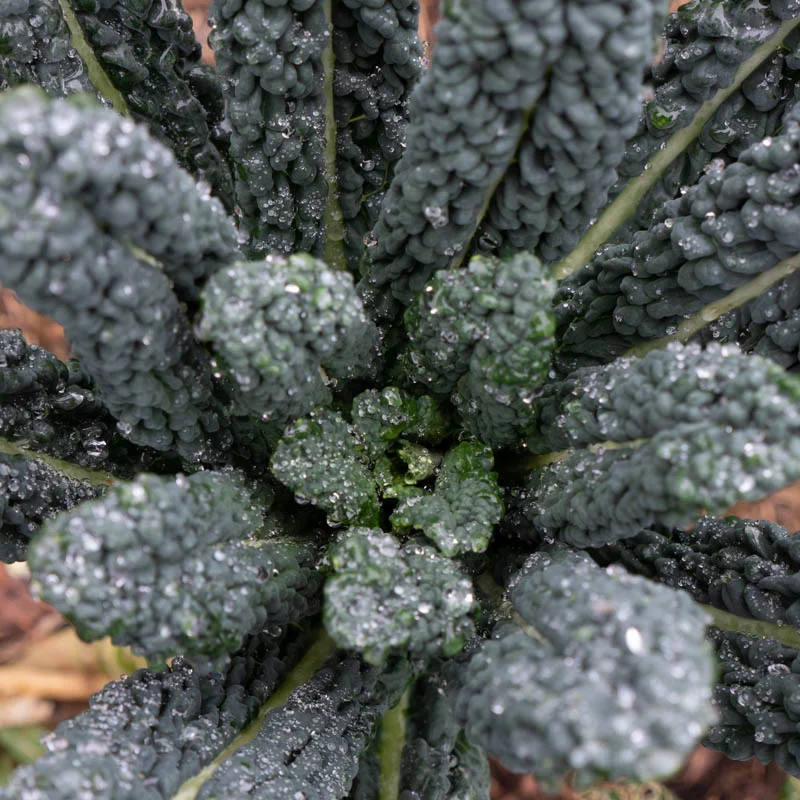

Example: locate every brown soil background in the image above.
[2,0,799,797]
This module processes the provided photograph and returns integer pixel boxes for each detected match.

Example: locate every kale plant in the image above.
[5,0,800,796]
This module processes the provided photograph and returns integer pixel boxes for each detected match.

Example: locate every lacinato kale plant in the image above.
[7,0,800,796]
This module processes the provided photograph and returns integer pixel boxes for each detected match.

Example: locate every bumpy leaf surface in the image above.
[195,652,413,799]
[30,471,322,664]
[0,90,236,459]
[594,515,800,630]
[402,251,556,447]
[199,257,378,427]
[271,410,380,527]
[706,628,800,775]
[519,343,800,546]
[456,549,715,786]
[0,630,306,800]
[0,450,101,563]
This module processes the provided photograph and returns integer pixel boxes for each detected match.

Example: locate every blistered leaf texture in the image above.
[271,410,380,527]
[0,630,304,800]
[30,471,322,664]
[559,107,800,369]
[73,0,235,206]
[0,451,100,563]
[456,549,715,786]
[398,667,490,800]
[706,628,800,775]
[332,0,422,268]
[594,515,800,630]
[364,0,664,308]
[350,386,450,460]
[614,0,800,234]
[402,252,556,448]
[195,652,413,799]
[199,256,379,426]
[0,0,93,96]
[0,329,145,473]
[391,440,503,557]
[209,0,329,254]
[519,343,800,546]
[0,90,238,459]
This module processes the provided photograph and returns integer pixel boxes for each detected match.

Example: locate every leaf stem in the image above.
[56,0,130,115]
[449,105,534,270]
[172,628,336,800]
[377,688,410,800]
[623,252,800,358]
[0,437,116,487]
[505,438,651,473]
[553,15,800,281]
[322,0,347,272]
[703,605,800,651]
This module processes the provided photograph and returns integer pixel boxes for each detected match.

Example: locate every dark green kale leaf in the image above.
[350,386,450,461]
[363,0,663,311]
[613,0,800,235]
[271,410,380,527]
[0,629,308,800]
[706,628,800,775]
[0,89,239,460]
[0,0,93,96]
[195,651,413,799]
[558,104,800,368]
[199,257,379,428]
[29,471,322,665]
[0,450,102,563]
[332,0,422,269]
[592,515,800,630]
[518,343,800,547]
[0,329,148,474]
[402,251,556,448]
[324,528,475,663]
[398,666,490,800]
[456,549,715,787]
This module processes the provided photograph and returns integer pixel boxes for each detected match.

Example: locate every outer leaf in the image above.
[194,651,413,799]
[332,0,423,269]
[30,471,322,665]
[0,0,233,205]
[706,628,800,776]
[0,450,102,563]
[72,0,234,207]
[518,343,800,546]
[613,0,800,234]
[0,329,147,473]
[0,90,236,459]
[398,667,490,800]
[209,0,330,255]
[0,629,307,800]
[456,549,715,787]
[362,0,664,311]
[324,528,475,662]
[592,515,800,631]
[558,107,800,369]
[0,0,93,95]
